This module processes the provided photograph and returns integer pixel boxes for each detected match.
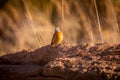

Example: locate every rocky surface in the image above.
[0,43,120,80]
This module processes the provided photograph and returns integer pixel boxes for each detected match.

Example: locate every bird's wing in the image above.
[51,32,56,45]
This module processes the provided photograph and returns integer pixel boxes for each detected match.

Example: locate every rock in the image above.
[0,43,120,80]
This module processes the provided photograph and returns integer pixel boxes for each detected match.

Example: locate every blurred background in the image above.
[0,0,120,55]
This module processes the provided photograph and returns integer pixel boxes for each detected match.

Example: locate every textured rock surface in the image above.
[0,43,120,80]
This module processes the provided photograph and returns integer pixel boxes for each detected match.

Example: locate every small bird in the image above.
[51,27,63,46]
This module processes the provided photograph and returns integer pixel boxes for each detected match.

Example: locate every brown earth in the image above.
[0,43,120,80]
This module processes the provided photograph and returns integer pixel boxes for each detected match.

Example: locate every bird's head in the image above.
[55,27,61,32]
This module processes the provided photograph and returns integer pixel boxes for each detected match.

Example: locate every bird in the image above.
[51,27,63,46]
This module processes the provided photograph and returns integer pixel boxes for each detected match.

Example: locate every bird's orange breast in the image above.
[51,31,63,45]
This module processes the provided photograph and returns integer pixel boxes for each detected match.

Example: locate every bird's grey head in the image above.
[55,27,61,32]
